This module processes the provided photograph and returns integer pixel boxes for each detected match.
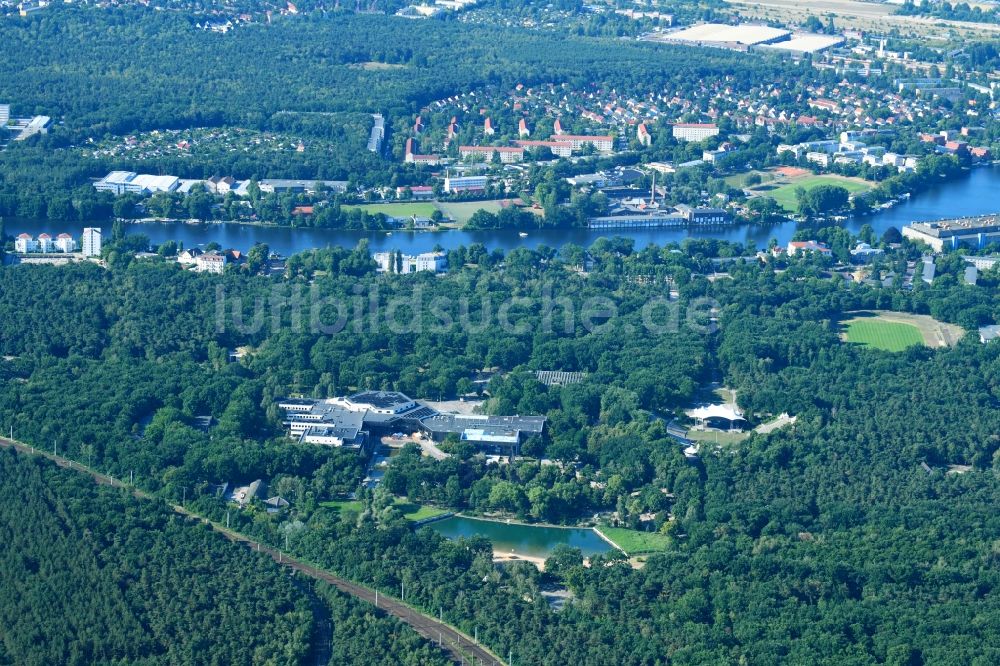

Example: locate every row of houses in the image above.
[13,228,102,256]
[94,171,350,197]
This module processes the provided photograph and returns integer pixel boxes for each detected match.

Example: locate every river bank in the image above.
[7,166,1000,256]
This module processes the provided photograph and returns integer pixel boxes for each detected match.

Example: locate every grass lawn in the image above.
[843,319,924,352]
[724,170,773,188]
[396,503,450,522]
[319,499,363,513]
[342,202,439,219]
[320,499,448,522]
[600,527,671,555]
[765,176,871,212]
[685,429,750,445]
[436,199,527,225]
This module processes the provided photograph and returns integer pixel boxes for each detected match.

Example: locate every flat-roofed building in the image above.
[258,179,348,194]
[666,23,790,47]
[672,123,720,142]
[278,394,544,455]
[903,216,1000,252]
[82,227,102,257]
[419,413,546,456]
[762,33,845,54]
[444,175,488,193]
[93,171,179,195]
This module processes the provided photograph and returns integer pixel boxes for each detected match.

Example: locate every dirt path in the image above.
[0,437,506,666]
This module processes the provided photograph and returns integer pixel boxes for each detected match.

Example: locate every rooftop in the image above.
[667,23,791,46]
[348,390,415,410]
[421,413,546,435]
[908,216,1000,238]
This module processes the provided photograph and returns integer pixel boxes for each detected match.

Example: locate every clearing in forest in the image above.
[841,311,965,351]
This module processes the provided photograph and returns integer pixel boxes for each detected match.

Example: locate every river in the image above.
[428,515,613,559]
[8,167,1000,256]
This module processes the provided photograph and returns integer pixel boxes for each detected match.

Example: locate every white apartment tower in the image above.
[82,227,102,257]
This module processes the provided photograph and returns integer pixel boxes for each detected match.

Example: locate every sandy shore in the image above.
[492,551,546,570]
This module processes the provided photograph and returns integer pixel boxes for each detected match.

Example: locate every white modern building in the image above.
[14,234,37,253]
[444,175,488,193]
[557,134,615,152]
[14,232,80,254]
[458,146,524,164]
[903,216,1000,252]
[54,233,76,253]
[82,227,102,257]
[373,251,448,274]
[93,171,180,195]
[195,251,227,274]
[672,123,720,142]
[35,234,53,253]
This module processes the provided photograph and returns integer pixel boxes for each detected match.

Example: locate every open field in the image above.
[685,429,750,445]
[319,499,448,522]
[844,319,924,352]
[727,0,1000,37]
[396,503,451,522]
[342,202,438,218]
[841,311,966,350]
[758,175,871,212]
[724,170,774,189]
[319,499,364,513]
[436,199,505,224]
[599,527,671,555]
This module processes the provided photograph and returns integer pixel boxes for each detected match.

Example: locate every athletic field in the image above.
[843,319,924,352]
[764,175,871,212]
[842,311,965,350]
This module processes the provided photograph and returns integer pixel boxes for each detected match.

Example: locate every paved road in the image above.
[0,437,505,666]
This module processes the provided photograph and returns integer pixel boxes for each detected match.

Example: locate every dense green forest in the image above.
[2,6,1000,662]
[0,450,461,665]
[1,234,999,663]
[0,450,313,665]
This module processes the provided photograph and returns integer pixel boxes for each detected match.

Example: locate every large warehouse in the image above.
[763,33,845,54]
[666,23,791,47]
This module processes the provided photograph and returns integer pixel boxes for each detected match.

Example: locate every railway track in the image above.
[0,437,506,666]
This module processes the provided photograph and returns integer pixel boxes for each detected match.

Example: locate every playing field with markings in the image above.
[841,311,965,351]
[843,319,924,352]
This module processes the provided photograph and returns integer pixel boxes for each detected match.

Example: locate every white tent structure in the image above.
[686,404,748,431]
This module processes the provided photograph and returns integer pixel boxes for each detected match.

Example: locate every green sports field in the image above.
[765,176,871,212]
[843,319,925,352]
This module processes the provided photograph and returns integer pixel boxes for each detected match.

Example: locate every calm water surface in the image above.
[9,167,1000,256]
[429,516,613,559]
